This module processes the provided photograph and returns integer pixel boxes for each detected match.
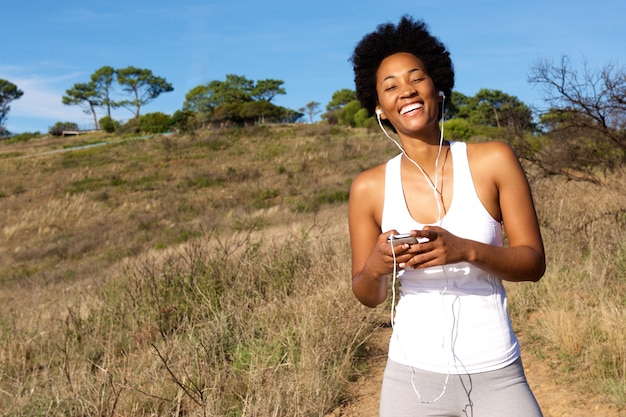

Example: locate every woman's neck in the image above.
[398,131,446,165]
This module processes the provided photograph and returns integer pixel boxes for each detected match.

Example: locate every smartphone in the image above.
[387,233,428,245]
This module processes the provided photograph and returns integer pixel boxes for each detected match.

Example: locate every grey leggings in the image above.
[380,357,543,417]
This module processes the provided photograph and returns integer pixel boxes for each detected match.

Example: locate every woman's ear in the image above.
[375,107,385,119]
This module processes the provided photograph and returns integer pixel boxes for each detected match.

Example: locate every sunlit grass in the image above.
[0,124,624,414]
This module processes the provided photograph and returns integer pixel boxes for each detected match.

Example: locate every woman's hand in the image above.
[351,230,415,308]
[358,230,414,282]
[397,227,468,269]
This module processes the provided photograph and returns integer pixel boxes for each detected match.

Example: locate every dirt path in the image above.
[327,325,623,417]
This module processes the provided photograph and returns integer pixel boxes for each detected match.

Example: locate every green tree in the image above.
[241,100,280,124]
[183,75,290,126]
[301,101,321,123]
[116,66,174,118]
[354,108,371,128]
[183,85,213,113]
[241,101,296,125]
[251,79,286,102]
[0,79,24,136]
[91,66,116,117]
[62,82,102,129]
[183,74,254,114]
[453,89,532,131]
[444,91,468,120]
[326,88,356,112]
[282,108,304,123]
[324,89,358,125]
[477,89,532,130]
[216,74,254,104]
[339,101,362,127]
[213,102,244,125]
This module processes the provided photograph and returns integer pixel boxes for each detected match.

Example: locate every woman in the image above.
[348,16,545,416]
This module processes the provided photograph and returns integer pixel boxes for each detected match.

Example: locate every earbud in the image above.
[438,91,445,98]
[376,108,382,116]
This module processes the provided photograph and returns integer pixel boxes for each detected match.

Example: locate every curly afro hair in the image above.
[351,16,455,118]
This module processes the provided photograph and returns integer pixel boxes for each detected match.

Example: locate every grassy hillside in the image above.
[0,125,624,415]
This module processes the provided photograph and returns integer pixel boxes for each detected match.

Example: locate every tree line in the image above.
[1,55,624,177]
[0,68,537,135]
[320,57,625,177]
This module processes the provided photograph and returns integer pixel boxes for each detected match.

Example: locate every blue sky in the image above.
[2,0,625,134]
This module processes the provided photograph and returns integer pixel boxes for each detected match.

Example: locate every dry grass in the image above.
[506,166,626,405]
[0,124,624,415]
[0,125,390,415]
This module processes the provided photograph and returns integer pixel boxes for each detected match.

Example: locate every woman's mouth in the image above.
[400,102,423,115]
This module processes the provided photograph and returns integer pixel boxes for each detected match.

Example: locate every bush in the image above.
[48,122,78,136]
[170,110,194,133]
[338,101,362,127]
[138,112,172,134]
[443,118,477,141]
[353,108,370,128]
[99,116,120,133]
[116,118,141,135]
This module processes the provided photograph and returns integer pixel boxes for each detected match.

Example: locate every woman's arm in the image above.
[485,141,545,282]
[348,167,413,307]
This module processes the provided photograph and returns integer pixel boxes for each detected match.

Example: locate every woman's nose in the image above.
[400,82,417,98]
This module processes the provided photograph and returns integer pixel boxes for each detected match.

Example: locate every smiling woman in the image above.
[347,16,546,417]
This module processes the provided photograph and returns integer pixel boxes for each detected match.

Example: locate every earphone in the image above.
[439,90,445,98]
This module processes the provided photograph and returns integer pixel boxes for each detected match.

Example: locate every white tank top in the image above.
[382,141,520,374]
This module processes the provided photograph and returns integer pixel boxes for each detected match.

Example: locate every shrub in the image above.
[138,112,172,134]
[49,121,78,136]
[443,118,477,141]
[99,116,120,133]
[116,118,141,135]
[170,110,194,133]
[339,101,362,127]
[353,108,371,128]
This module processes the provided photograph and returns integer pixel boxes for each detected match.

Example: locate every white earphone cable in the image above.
[376,93,446,222]
[383,93,451,403]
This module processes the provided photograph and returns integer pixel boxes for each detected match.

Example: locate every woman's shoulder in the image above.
[465,140,527,192]
[350,162,387,195]
[465,140,519,166]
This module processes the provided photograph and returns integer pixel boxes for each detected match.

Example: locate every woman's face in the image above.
[375,52,441,138]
